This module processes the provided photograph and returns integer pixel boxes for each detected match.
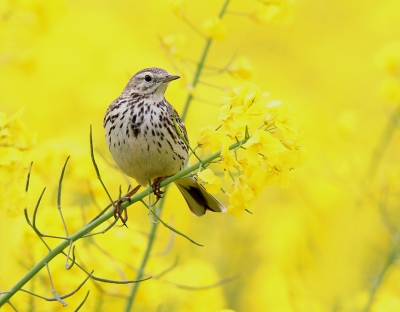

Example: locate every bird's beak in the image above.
[163,75,180,83]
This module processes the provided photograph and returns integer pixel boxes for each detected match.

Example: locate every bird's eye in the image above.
[144,75,152,82]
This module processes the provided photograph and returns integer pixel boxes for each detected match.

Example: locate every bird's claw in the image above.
[152,177,168,200]
[113,185,141,227]
[114,199,128,227]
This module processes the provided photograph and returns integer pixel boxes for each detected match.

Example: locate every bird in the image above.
[103,67,226,224]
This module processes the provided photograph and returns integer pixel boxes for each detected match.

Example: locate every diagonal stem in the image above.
[365,104,400,184]
[0,196,151,307]
[362,235,400,312]
[0,132,244,308]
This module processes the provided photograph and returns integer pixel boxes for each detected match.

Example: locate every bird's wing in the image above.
[172,108,189,144]
[175,176,227,216]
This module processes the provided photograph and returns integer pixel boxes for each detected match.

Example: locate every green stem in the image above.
[180,39,211,121]
[362,236,400,312]
[124,212,159,311]
[180,0,231,121]
[217,0,231,19]
[0,208,117,307]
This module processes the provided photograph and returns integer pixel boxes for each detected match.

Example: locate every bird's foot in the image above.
[152,177,170,201]
[113,185,141,227]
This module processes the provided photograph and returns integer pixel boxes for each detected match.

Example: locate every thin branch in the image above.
[83,217,119,237]
[183,52,236,74]
[151,221,175,257]
[65,243,76,270]
[60,248,151,286]
[46,263,68,306]
[20,272,91,301]
[24,209,52,253]
[180,0,231,122]
[152,257,180,279]
[87,202,116,224]
[57,156,70,236]
[182,16,207,40]
[88,272,152,285]
[90,125,114,208]
[31,187,46,237]
[6,301,18,311]
[74,290,90,312]
[362,236,400,312]
[25,161,33,192]
[89,281,129,299]
[149,211,203,247]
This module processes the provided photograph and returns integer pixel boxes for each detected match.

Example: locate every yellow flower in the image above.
[246,167,268,197]
[0,107,35,149]
[243,129,283,164]
[275,106,298,137]
[197,168,221,194]
[250,0,294,25]
[0,146,23,165]
[203,18,226,41]
[197,125,225,152]
[169,0,186,18]
[264,100,280,125]
[161,34,186,58]
[250,5,278,24]
[228,56,254,80]
[265,100,298,137]
[0,108,34,216]
[228,82,262,108]
[227,177,254,218]
[220,138,241,178]
[264,148,305,188]
[219,83,270,137]
[219,104,249,137]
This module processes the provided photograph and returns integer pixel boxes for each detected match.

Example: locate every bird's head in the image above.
[123,67,180,98]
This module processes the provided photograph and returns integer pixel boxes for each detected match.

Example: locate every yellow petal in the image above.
[203,18,226,41]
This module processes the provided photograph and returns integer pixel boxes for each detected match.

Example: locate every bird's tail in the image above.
[174,176,226,216]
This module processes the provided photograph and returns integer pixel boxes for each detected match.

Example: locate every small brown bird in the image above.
[104,67,226,222]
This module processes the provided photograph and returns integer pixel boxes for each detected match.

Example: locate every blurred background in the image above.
[1,0,400,311]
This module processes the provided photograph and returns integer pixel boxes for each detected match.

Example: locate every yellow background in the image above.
[1,0,400,311]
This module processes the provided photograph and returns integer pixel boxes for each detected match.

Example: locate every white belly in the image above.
[105,104,187,186]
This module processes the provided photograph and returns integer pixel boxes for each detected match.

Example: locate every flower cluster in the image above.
[197,82,305,218]
[0,108,35,216]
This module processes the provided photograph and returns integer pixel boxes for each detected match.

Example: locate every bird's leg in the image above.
[151,176,170,201]
[113,185,141,226]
